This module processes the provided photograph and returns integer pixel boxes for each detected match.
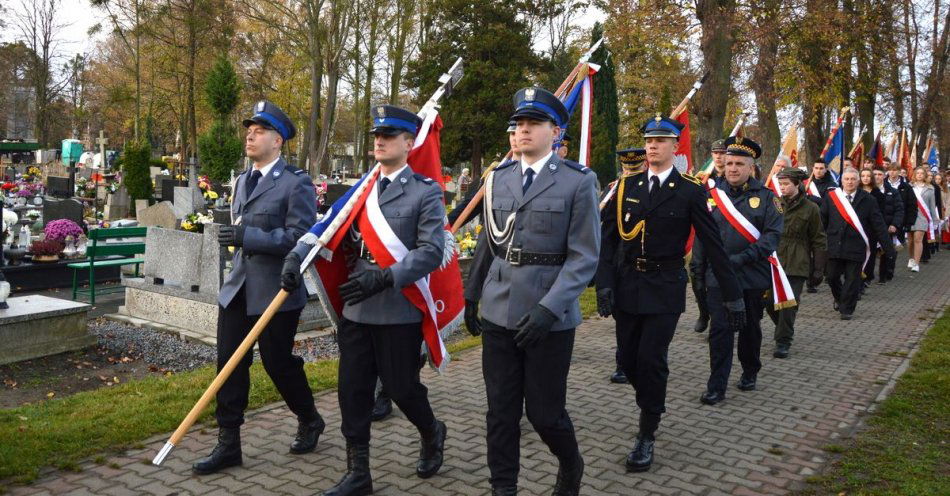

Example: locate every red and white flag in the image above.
[673,112,693,173]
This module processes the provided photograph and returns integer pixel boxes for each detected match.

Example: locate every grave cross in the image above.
[96,131,109,170]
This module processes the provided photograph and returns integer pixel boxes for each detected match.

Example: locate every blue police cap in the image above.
[510,87,569,127]
[506,120,517,133]
[640,114,684,138]
[617,147,646,165]
[371,104,422,136]
[724,136,762,159]
[243,100,296,141]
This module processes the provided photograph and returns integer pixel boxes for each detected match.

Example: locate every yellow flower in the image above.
[181,221,195,231]
[204,190,219,200]
[475,224,483,234]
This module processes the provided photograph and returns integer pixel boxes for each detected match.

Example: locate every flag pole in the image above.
[153,58,466,467]
[450,39,604,234]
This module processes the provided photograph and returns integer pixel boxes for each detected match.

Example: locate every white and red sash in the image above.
[804,178,821,197]
[828,188,871,270]
[911,187,935,241]
[356,171,449,371]
[706,179,796,310]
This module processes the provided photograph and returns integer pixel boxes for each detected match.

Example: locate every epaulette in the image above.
[494,160,517,171]
[681,173,702,185]
[412,173,435,184]
[283,165,307,176]
[562,160,591,174]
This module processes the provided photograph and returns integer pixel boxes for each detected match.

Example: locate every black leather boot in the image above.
[737,373,757,391]
[692,311,709,333]
[625,436,654,473]
[370,392,393,422]
[492,486,517,496]
[289,412,325,454]
[193,427,242,475]
[609,368,628,384]
[416,420,446,478]
[552,451,584,495]
[323,443,373,496]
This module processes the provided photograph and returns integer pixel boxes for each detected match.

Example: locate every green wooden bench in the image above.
[69,227,147,305]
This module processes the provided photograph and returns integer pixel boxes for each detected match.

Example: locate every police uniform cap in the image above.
[506,120,517,133]
[510,87,569,127]
[640,114,685,138]
[617,147,646,165]
[243,100,297,141]
[371,104,422,136]
[711,139,727,152]
[559,133,572,145]
[723,136,762,159]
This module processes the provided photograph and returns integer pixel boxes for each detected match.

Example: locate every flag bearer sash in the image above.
[912,187,936,241]
[827,187,871,271]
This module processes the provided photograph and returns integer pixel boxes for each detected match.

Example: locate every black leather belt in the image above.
[625,257,685,272]
[497,246,567,266]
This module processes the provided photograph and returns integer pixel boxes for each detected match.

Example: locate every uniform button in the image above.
[518,225,524,231]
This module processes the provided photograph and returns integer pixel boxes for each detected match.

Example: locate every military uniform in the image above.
[689,138,727,334]
[692,137,782,403]
[596,117,743,473]
[465,87,599,495]
[195,101,323,475]
[288,105,448,496]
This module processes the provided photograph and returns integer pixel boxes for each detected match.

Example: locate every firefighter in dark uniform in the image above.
[692,136,783,405]
[600,147,646,385]
[690,138,726,334]
[595,116,745,473]
[195,100,324,475]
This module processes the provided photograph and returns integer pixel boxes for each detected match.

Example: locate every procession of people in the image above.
[190,90,947,496]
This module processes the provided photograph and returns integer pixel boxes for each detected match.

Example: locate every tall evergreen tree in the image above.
[197,55,243,183]
[588,23,619,188]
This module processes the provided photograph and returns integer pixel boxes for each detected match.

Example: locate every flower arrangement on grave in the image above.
[2,209,17,243]
[74,177,96,197]
[43,219,84,242]
[29,238,65,259]
[24,209,41,221]
[457,231,477,257]
[197,175,219,201]
[181,212,214,232]
[23,166,42,181]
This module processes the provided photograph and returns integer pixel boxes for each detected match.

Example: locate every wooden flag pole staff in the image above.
[153,58,467,467]
[450,39,603,234]
[152,289,289,466]
[669,71,709,119]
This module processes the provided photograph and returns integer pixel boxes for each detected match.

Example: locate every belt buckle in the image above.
[635,258,648,272]
[507,247,523,266]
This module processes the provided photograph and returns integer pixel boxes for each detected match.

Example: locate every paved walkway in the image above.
[12,252,950,495]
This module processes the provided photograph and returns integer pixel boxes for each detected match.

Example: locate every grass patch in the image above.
[801,306,950,496]
[0,333,481,485]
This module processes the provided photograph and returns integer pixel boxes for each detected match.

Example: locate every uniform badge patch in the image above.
[400,177,408,184]
[273,171,280,177]
[749,197,760,208]
[773,197,784,213]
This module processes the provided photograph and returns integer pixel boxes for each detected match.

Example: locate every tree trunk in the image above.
[751,3,780,163]
[315,60,340,176]
[303,32,323,174]
[912,9,949,156]
[187,2,198,161]
[694,0,737,161]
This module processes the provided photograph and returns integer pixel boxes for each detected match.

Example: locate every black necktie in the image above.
[246,170,262,197]
[379,177,391,195]
[523,168,535,194]
[649,176,660,203]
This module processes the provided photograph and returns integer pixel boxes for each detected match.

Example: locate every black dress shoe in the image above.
[290,414,326,454]
[324,443,373,496]
[491,486,517,496]
[700,390,725,405]
[840,313,853,320]
[370,394,393,422]
[773,343,790,359]
[193,427,242,475]
[609,368,629,384]
[833,300,839,311]
[416,420,446,478]
[807,286,818,293]
[692,314,709,333]
[737,374,756,391]
[552,452,583,495]
[625,436,654,472]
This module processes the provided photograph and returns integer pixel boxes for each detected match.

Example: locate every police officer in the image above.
[595,116,744,473]
[464,87,599,496]
[693,136,782,405]
[283,104,448,496]
[556,132,572,160]
[602,148,646,385]
[194,100,323,475]
[689,138,727,333]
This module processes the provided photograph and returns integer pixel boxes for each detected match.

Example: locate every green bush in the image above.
[197,54,242,183]
[122,138,152,200]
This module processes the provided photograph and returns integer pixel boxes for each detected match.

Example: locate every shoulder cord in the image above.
[616,176,645,242]
[484,169,517,249]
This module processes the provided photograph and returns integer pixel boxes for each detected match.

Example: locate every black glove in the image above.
[281,252,303,291]
[724,298,746,333]
[596,288,613,318]
[513,305,558,349]
[339,268,394,304]
[810,249,828,287]
[464,300,481,337]
[218,225,246,247]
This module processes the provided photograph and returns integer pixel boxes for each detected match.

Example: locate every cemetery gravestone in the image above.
[136,201,179,229]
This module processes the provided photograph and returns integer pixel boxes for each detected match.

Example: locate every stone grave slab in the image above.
[0,295,94,365]
[136,201,179,229]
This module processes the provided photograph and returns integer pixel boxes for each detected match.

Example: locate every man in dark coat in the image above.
[820,168,895,320]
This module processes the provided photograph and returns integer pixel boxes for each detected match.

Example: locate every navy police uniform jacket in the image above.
[219,157,317,315]
[596,167,742,314]
[692,177,782,291]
